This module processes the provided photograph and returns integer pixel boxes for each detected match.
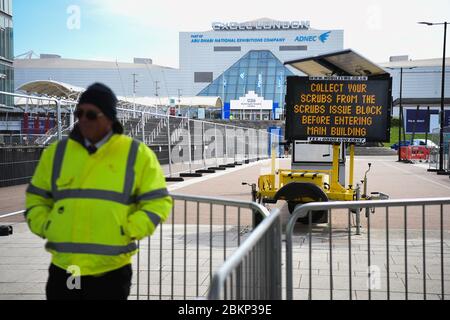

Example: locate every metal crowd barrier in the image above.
[207,208,282,300]
[286,198,450,300]
[132,193,271,300]
[428,140,449,173]
[428,149,449,172]
[0,146,44,187]
[120,112,278,180]
[0,194,270,300]
[0,91,282,187]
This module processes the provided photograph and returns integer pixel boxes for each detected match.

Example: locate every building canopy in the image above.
[16,80,222,109]
[18,80,85,100]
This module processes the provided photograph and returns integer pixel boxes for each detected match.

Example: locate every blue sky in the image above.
[13,0,450,68]
[13,0,174,64]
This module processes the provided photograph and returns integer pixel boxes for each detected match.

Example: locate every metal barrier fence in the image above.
[428,144,449,172]
[207,208,282,300]
[0,146,44,187]
[0,91,77,141]
[132,193,271,300]
[286,198,450,300]
[0,194,270,300]
[0,92,282,186]
[0,134,53,145]
[117,111,276,178]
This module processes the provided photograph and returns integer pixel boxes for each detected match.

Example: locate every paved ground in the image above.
[1,155,450,300]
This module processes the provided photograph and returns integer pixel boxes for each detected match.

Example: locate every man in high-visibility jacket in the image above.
[25,83,172,300]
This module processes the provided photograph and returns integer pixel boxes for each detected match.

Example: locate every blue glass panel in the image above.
[227,76,238,85]
[239,59,249,68]
[249,58,257,68]
[265,93,275,100]
[267,67,277,76]
[268,60,276,68]
[250,51,258,59]
[197,50,291,102]
[265,82,274,91]
[248,67,257,76]
[247,82,257,91]
[238,74,247,85]
[247,75,257,85]
[266,76,275,85]
[228,68,238,76]
[226,85,237,94]
[257,69,267,77]
[277,67,288,75]
[257,59,268,67]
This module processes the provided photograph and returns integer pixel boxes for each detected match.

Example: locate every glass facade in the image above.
[198,50,294,107]
[0,0,13,107]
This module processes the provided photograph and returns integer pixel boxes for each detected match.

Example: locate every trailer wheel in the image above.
[288,201,328,224]
[275,182,329,224]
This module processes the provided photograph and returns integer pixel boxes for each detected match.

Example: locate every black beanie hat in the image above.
[78,83,124,134]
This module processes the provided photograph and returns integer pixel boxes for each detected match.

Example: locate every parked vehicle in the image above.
[411,139,438,149]
[390,140,411,150]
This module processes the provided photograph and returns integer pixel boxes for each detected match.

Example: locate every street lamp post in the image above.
[399,67,404,162]
[418,21,448,174]
[387,66,416,162]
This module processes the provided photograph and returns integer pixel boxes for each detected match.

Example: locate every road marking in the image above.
[382,161,450,190]
[168,160,272,192]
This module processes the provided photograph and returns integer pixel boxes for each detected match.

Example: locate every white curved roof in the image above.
[17,80,85,99]
[14,57,173,70]
[16,80,223,108]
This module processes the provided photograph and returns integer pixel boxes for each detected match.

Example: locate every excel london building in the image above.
[14,18,344,120]
[180,18,343,120]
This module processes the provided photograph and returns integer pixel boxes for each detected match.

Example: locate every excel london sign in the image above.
[212,20,310,31]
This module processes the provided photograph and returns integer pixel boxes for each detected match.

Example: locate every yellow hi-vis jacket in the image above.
[25,130,172,276]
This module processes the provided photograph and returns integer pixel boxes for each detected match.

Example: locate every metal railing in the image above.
[428,147,449,172]
[0,91,283,187]
[0,134,52,146]
[0,91,77,141]
[0,146,45,187]
[428,138,449,173]
[207,208,282,300]
[0,194,271,300]
[286,198,450,300]
[128,112,278,179]
[132,193,271,300]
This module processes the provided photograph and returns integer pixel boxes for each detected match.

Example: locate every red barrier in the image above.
[399,146,430,162]
[23,113,29,135]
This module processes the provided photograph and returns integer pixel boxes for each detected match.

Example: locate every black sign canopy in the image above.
[284,49,388,77]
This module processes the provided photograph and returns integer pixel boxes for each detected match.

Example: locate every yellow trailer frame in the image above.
[257,144,359,203]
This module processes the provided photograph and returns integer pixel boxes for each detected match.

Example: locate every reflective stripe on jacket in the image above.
[25,131,172,276]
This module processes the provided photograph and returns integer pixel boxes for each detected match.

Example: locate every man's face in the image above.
[75,103,113,143]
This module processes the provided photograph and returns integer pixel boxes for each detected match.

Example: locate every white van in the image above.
[412,139,438,149]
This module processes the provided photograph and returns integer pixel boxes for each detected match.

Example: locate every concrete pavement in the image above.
[1,155,450,300]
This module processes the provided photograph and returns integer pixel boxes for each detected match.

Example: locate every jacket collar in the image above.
[69,124,121,151]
